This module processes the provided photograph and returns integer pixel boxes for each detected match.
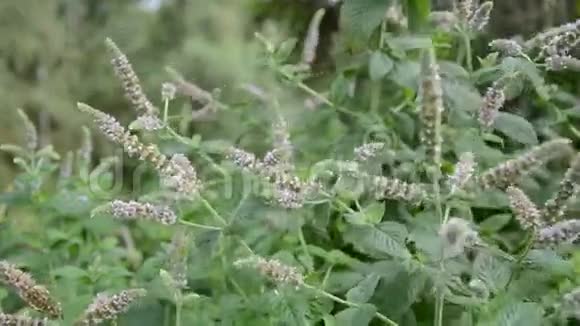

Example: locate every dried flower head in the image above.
[372,176,426,203]
[94,200,177,225]
[354,142,385,162]
[429,11,458,31]
[420,49,444,166]
[546,55,580,71]
[0,313,48,326]
[0,261,62,319]
[454,0,474,24]
[77,103,167,170]
[227,147,258,170]
[540,31,580,58]
[302,8,326,65]
[541,153,580,223]
[478,82,505,129]
[160,154,201,197]
[165,229,191,290]
[525,20,580,50]
[449,152,476,194]
[536,219,580,247]
[439,217,479,258]
[161,82,176,102]
[130,115,164,131]
[506,186,543,230]
[59,151,74,180]
[561,287,580,320]
[478,139,572,189]
[489,39,524,57]
[76,288,146,325]
[271,118,294,167]
[234,256,304,287]
[166,67,213,105]
[16,109,38,152]
[105,38,157,116]
[467,1,493,33]
[78,126,93,166]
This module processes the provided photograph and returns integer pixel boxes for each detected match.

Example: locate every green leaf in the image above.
[388,36,433,52]
[369,51,394,81]
[344,202,385,225]
[341,0,392,41]
[501,57,549,100]
[346,273,381,304]
[405,0,431,31]
[344,222,410,259]
[473,253,511,294]
[493,112,538,145]
[479,214,512,233]
[334,304,377,326]
[51,266,89,281]
[486,302,543,326]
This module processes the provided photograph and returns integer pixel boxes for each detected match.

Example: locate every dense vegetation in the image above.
[0,0,579,325]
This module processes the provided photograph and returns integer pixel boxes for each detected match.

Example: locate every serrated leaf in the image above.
[369,51,393,81]
[334,304,377,326]
[51,266,89,280]
[479,214,512,233]
[501,57,549,100]
[474,253,511,294]
[344,222,410,259]
[341,0,392,42]
[526,249,574,277]
[346,273,380,304]
[388,36,432,52]
[493,112,538,145]
[486,302,542,326]
[345,202,385,225]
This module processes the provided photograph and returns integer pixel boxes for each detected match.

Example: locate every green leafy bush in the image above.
[0,1,579,325]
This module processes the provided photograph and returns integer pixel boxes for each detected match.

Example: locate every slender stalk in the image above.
[178,220,222,231]
[304,284,398,326]
[200,197,228,226]
[163,99,169,125]
[462,31,473,72]
[175,301,182,326]
[297,226,312,269]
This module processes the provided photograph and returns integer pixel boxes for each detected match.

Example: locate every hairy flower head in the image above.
[234,256,303,287]
[478,82,505,129]
[439,217,478,258]
[16,109,38,152]
[541,153,580,223]
[420,49,444,166]
[535,219,580,248]
[506,186,543,230]
[372,176,426,203]
[449,152,476,194]
[94,200,177,225]
[105,38,157,116]
[76,288,146,325]
[302,8,326,65]
[468,2,493,33]
[354,142,386,162]
[0,261,62,319]
[478,139,573,189]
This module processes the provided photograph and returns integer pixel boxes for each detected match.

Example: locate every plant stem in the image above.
[462,32,473,72]
[175,301,182,326]
[163,99,169,125]
[297,226,312,269]
[304,284,398,326]
[178,220,222,231]
[200,197,228,226]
